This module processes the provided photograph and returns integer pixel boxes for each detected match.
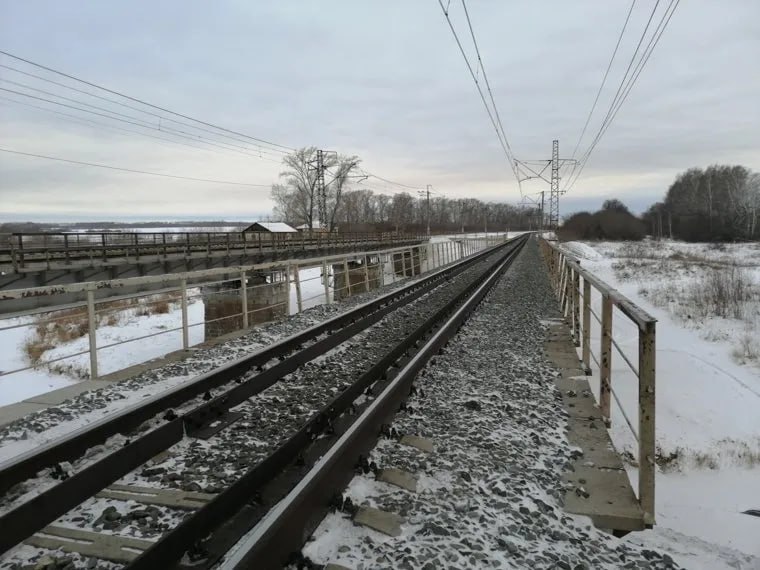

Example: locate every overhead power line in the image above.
[0,147,272,187]
[362,171,424,190]
[460,0,519,184]
[0,50,295,153]
[0,63,290,156]
[0,83,284,161]
[569,0,637,161]
[437,0,520,187]
[566,0,679,192]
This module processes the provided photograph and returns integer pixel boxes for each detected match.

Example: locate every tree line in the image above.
[559,164,760,242]
[270,147,539,233]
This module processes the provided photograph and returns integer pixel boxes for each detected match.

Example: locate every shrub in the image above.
[684,265,754,320]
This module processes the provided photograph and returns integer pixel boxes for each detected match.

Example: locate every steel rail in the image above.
[129,236,527,570]
[220,235,525,569]
[0,237,521,557]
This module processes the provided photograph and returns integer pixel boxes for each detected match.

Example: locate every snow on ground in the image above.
[0,301,205,406]
[0,317,77,406]
[560,239,760,558]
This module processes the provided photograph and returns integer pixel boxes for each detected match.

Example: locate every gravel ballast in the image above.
[302,239,681,570]
[0,247,514,569]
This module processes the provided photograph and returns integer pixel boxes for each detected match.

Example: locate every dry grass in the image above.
[653,440,760,472]
[24,292,180,367]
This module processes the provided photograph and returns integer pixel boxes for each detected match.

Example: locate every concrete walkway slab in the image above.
[378,468,418,492]
[546,321,645,533]
[399,435,434,453]
[0,401,48,427]
[354,506,403,537]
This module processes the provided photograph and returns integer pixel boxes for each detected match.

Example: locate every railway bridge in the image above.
[0,235,666,570]
[0,230,426,313]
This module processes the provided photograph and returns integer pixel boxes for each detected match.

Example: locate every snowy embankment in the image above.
[561,239,760,558]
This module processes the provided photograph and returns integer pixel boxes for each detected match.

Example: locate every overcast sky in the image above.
[1,1,758,222]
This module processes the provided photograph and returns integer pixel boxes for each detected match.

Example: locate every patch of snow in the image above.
[574,239,760,559]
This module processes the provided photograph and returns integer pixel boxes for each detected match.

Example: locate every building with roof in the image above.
[242,222,298,233]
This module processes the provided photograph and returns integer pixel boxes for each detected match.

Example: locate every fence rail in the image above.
[0,236,504,396]
[539,237,657,526]
[0,231,428,272]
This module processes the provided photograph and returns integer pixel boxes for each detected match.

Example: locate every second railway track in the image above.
[0,234,528,570]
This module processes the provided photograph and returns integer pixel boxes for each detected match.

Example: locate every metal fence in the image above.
[0,231,428,271]
[0,236,505,390]
[539,237,657,526]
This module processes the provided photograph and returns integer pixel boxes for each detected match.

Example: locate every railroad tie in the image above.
[96,483,216,510]
[26,526,154,564]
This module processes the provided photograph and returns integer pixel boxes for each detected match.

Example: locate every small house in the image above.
[242,222,298,233]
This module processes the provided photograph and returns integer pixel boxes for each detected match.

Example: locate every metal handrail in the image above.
[539,237,656,527]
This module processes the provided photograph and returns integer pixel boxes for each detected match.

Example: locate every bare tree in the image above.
[325,155,361,231]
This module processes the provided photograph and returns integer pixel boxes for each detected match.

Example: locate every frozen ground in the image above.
[561,239,760,558]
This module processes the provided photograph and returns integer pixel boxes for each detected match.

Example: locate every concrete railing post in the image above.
[639,321,657,525]
[573,268,581,346]
[86,289,98,380]
[293,264,303,313]
[582,278,591,373]
[600,294,613,426]
[401,250,407,278]
[284,266,292,315]
[240,270,249,329]
[180,279,189,350]
[363,258,370,292]
[343,258,351,296]
[322,259,330,304]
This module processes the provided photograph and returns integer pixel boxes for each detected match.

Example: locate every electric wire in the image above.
[0,63,290,156]
[0,50,295,152]
[566,0,678,192]
[0,84,283,161]
[437,0,519,187]
[0,147,272,187]
[569,0,637,161]
[460,0,520,184]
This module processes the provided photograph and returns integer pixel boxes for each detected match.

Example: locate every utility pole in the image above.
[425,185,431,236]
[540,191,545,231]
[418,186,432,236]
[514,140,576,231]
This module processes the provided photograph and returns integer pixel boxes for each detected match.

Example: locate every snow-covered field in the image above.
[561,239,760,558]
[0,300,205,406]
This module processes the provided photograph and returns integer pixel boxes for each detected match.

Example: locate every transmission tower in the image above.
[315,149,326,230]
[549,140,560,229]
[514,140,576,231]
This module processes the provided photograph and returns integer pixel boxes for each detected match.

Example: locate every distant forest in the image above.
[558,164,759,242]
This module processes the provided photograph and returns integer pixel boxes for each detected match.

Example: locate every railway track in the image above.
[0,234,527,570]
